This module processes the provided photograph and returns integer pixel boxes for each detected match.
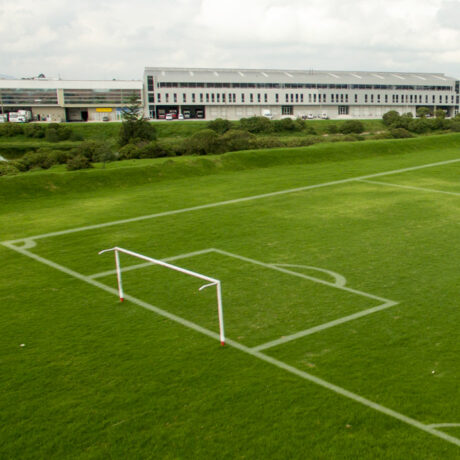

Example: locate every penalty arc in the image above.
[98,247,226,346]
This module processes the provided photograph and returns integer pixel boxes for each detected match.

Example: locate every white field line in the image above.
[88,248,215,279]
[3,158,460,245]
[427,423,460,429]
[251,300,398,352]
[358,179,460,197]
[272,263,347,287]
[211,248,394,304]
[2,242,460,448]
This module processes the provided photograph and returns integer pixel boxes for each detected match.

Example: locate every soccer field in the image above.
[1,143,459,458]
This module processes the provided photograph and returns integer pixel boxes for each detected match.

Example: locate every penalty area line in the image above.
[2,242,460,448]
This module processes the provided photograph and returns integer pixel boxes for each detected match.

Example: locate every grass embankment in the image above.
[2,133,460,203]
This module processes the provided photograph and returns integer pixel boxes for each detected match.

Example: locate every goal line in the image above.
[98,247,226,345]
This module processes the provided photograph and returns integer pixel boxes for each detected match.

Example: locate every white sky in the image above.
[1,0,460,80]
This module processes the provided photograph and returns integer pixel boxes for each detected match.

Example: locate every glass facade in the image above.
[0,88,58,105]
[63,89,141,105]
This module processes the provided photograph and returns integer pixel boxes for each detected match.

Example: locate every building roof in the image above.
[0,79,142,89]
[144,67,457,86]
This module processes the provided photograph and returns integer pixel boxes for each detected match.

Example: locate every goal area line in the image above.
[3,240,460,448]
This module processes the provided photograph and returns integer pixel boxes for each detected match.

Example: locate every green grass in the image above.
[1,137,459,458]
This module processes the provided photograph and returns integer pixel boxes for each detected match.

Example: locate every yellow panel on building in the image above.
[96,108,113,112]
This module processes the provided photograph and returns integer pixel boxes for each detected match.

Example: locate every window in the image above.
[285,94,289,102]
[338,106,349,115]
[295,94,299,103]
[200,93,203,102]
[365,94,368,103]
[309,94,312,103]
[206,93,209,102]
[148,94,155,103]
[250,93,254,102]
[147,76,154,91]
[340,94,344,103]
[157,93,161,103]
[257,93,261,102]
[166,93,169,103]
[331,94,335,102]
[313,94,317,103]
[290,94,294,102]
[183,93,186,103]
[211,93,215,102]
[370,94,374,103]
[264,93,268,103]
[192,93,196,103]
[354,94,358,103]
[300,94,303,103]
[385,94,388,103]
[275,93,279,103]
[222,93,226,103]
[241,93,245,103]
[345,94,349,103]
[281,105,293,115]
[216,94,220,102]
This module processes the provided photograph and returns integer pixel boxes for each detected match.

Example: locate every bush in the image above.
[450,122,460,132]
[184,129,221,155]
[119,119,157,146]
[326,124,338,134]
[390,128,414,138]
[207,118,232,134]
[70,140,113,162]
[0,162,19,176]
[220,129,255,152]
[273,118,298,132]
[15,151,56,171]
[66,154,93,171]
[239,116,274,134]
[0,123,24,137]
[23,124,45,138]
[118,143,141,160]
[44,123,74,142]
[408,119,430,134]
[339,120,364,134]
[250,136,284,149]
[382,110,401,127]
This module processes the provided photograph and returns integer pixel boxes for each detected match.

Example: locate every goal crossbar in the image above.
[98,247,225,345]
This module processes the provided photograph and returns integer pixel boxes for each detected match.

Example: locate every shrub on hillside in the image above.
[137,141,177,158]
[0,162,19,176]
[450,122,460,132]
[239,116,274,134]
[15,151,56,171]
[273,118,299,132]
[219,129,255,152]
[23,124,45,138]
[70,140,113,162]
[184,129,221,155]
[119,119,157,146]
[382,110,401,127]
[66,154,93,170]
[0,123,24,137]
[408,119,430,134]
[249,136,284,149]
[339,120,364,134]
[326,124,338,134]
[390,128,414,139]
[118,143,141,160]
[207,118,232,134]
[45,123,74,142]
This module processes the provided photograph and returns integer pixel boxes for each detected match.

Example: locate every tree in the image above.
[434,109,446,119]
[118,94,157,146]
[94,143,117,168]
[416,107,431,118]
[382,110,400,127]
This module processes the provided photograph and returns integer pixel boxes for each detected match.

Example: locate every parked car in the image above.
[178,113,184,120]
[165,113,173,120]
[307,113,314,119]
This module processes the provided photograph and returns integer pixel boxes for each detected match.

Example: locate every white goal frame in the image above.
[99,247,225,345]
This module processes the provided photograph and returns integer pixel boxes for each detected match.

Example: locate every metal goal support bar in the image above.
[99,247,225,345]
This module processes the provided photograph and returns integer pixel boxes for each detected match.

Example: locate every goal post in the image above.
[98,247,225,346]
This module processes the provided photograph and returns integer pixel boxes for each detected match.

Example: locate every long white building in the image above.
[144,67,459,120]
[0,68,458,122]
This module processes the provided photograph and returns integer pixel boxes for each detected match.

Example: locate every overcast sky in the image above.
[1,0,460,80]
